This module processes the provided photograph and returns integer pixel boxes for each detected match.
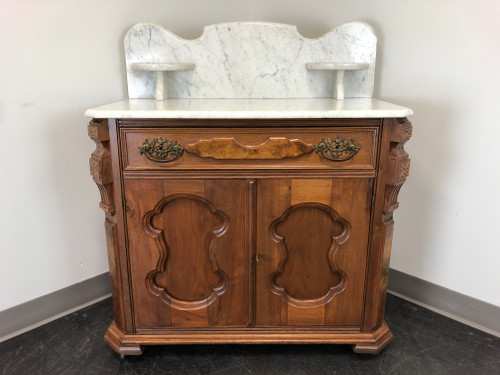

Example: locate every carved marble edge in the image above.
[85,98,413,119]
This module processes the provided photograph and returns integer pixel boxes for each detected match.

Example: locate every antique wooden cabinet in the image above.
[87,20,413,356]
[87,111,412,355]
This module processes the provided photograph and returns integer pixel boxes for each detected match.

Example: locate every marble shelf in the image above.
[131,63,195,100]
[131,63,195,71]
[85,98,413,119]
[306,62,370,100]
[306,62,369,71]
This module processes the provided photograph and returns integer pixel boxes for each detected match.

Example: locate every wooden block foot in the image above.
[104,321,144,356]
[352,321,393,354]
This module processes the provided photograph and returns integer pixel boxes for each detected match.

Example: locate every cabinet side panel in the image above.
[377,118,412,326]
[104,216,123,328]
[362,118,412,331]
[89,119,129,331]
[108,119,136,332]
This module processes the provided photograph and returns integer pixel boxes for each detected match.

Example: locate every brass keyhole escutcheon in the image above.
[255,253,260,265]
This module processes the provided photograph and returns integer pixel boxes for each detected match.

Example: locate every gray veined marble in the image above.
[124,21,377,100]
[85,98,413,119]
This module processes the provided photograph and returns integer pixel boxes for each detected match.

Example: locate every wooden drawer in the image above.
[121,127,379,171]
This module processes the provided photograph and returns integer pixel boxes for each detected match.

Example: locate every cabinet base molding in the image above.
[351,323,394,354]
[104,321,393,355]
[104,322,145,355]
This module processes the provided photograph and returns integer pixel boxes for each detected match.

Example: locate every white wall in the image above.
[0,0,499,311]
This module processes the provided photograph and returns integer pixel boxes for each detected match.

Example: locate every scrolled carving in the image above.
[384,118,412,214]
[398,159,411,180]
[144,194,229,310]
[314,137,360,161]
[88,119,114,214]
[269,203,350,308]
[139,138,184,163]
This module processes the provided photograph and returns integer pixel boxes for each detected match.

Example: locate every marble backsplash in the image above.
[124,22,376,99]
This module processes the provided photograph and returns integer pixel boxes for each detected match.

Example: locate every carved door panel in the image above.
[124,179,249,329]
[255,178,374,327]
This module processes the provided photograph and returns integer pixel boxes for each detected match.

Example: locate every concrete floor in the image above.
[1,295,499,374]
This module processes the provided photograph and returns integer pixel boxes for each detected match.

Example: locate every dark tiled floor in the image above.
[1,295,499,374]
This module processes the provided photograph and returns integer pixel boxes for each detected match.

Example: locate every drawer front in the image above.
[121,127,378,171]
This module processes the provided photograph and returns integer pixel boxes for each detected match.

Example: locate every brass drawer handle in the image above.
[314,137,360,162]
[139,138,184,163]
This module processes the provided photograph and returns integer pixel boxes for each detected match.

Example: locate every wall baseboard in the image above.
[1,270,498,342]
[0,273,111,343]
[388,269,500,337]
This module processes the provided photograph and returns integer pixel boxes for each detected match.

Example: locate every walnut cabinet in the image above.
[88,117,412,355]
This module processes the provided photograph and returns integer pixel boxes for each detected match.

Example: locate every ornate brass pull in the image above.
[314,137,360,162]
[139,138,184,163]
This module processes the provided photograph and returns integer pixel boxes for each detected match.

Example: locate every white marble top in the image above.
[85,98,413,119]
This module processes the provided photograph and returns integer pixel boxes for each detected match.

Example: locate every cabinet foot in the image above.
[104,321,144,356]
[352,322,393,354]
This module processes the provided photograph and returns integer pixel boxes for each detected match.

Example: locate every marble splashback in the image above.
[124,22,377,99]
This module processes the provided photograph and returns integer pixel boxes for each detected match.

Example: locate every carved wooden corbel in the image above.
[88,119,115,215]
[384,118,412,215]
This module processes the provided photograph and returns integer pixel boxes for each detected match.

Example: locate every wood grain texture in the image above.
[255,178,373,327]
[88,119,127,333]
[124,179,248,329]
[122,127,378,171]
[143,194,230,311]
[118,118,382,128]
[384,118,412,213]
[185,137,313,159]
[88,119,114,214]
[376,118,412,327]
[104,319,392,351]
[362,118,412,333]
[88,116,411,356]
[108,119,137,333]
[269,203,350,308]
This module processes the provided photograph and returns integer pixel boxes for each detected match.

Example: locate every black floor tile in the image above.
[0,295,499,374]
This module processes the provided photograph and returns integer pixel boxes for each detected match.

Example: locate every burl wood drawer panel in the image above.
[121,127,379,171]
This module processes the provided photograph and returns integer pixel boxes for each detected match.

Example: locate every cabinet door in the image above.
[124,179,249,329]
[255,178,373,327]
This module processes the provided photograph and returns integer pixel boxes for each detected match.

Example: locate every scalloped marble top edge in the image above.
[124,21,377,99]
